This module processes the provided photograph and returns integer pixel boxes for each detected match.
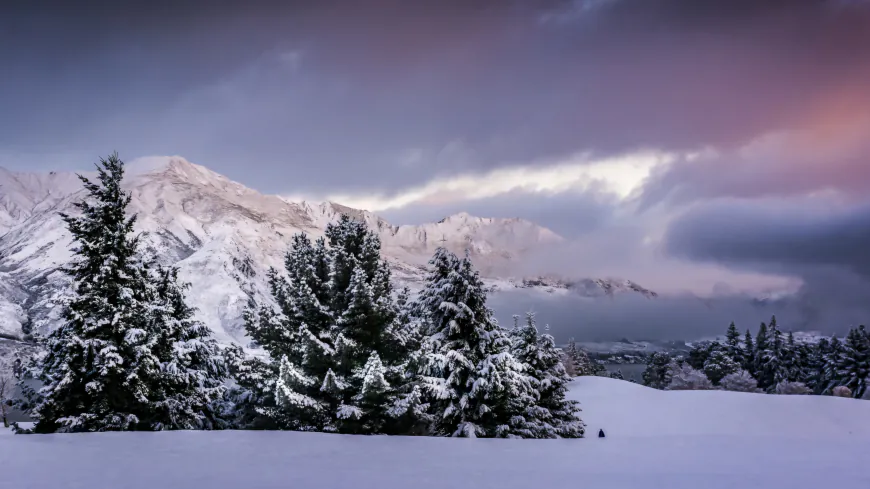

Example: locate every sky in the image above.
[2,0,870,335]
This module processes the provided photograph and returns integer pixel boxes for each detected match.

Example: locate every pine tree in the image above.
[609,370,625,380]
[757,316,790,392]
[805,337,830,394]
[146,265,229,429]
[415,248,536,438]
[833,326,870,399]
[687,341,718,370]
[565,338,594,376]
[742,329,755,373]
[510,313,584,438]
[725,322,743,364]
[19,154,206,433]
[823,336,845,394]
[750,322,772,389]
[642,352,673,389]
[703,350,740,385]
[248,216,423,434]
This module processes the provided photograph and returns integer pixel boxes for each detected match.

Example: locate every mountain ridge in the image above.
[0,156,656,345]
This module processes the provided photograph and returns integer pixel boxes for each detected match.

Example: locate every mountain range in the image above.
[0,157,659,345]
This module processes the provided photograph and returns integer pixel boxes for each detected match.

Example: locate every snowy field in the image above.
[2,377,869,489]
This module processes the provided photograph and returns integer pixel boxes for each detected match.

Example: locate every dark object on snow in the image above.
[598,429,605,438]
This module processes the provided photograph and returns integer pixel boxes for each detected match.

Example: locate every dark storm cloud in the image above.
[660,198,870,333]
[2,0,868,195]
[378,188,619,238]
[664,200,870,278]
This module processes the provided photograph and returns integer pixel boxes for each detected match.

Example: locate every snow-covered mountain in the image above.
[0,156,656,344]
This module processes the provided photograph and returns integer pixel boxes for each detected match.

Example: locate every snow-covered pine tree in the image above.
[687,341,718,370]
[742,329,755,373]
[781,331,798,382]
[822,336,845,394]
[415,247,536,438]
[146,265,229,429]
[703,349,740,385]
[719,370,762,393]
[805,337,830,394]
[758,316,790,392]
[750,322,773,389]
[832,326,870,399]
[241,234,334,430]
[642,352,673,389]
[609,370,625,380]
[565,338,594,376]
[255,216,423,434]
[725,322,743,364]
[20,154,165,433]
[510,313,584,438]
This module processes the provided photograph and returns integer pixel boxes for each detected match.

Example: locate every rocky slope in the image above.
[0,156,656,345]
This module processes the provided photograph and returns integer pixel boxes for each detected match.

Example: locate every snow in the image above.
[1,156,648,345]
[2,377,869,488]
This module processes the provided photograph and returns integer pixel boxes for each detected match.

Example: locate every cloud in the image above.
[664,197,870,278]
[315,149,668,214]
[2,0,868,196]
[661,196,870,332]
[638,104,870,209]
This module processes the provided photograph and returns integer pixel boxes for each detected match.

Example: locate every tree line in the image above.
[12,154,584,438]
[637,318,870,398]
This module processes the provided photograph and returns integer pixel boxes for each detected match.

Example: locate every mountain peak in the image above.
[437,211,487,224]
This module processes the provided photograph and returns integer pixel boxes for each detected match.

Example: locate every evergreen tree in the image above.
[750,322,772,389]
[805,338,830,394]
[725,322,743,364]
[832,326,870,399]
[757,316,790,392]
[415,248,536,438]
[20,154,225,433]
[565,338,594,376]
[146,266,229,429]
[687,341,718,370]
[249,216,424,434]
[510,313,584,438]
[823,336,845,394]
[703,350,740,385]
[742,329,755,373]
[642,352,673,389]
[609,370,625,380]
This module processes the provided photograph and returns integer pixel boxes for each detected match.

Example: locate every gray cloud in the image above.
[2,0,868,195]
[661,197,870,333]
[665,199,870,277]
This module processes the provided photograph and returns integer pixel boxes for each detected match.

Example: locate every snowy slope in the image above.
[0,156,654,344]
[570,376,870,438]
[3,378,869,488]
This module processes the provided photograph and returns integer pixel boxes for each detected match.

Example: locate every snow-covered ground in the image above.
[2,377,869,488]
